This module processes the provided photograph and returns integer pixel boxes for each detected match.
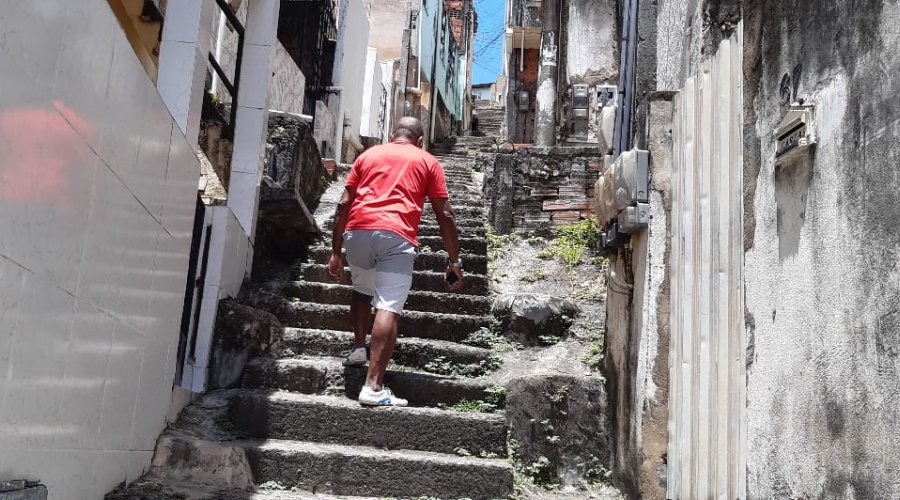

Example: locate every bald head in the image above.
[391,117,425,147]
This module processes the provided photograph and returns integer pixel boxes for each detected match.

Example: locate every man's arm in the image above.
[328,186,357,280]
[430,197,464,291]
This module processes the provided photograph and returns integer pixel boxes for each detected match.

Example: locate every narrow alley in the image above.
[3,1,900,500]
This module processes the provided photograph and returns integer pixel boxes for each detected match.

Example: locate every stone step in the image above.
[242,357,499,407]
[321,215,486,234]
[225,390,507,457]
[419,235,486,254]
[416,223,486,237]
[423,205,485,219]
[297,263,490,296]
[156,408,513,499]
[241,298,491,342]
[274,328,495,369]
[282,282,492,315]
[246,440,513,499]
[308,248,488,274]
[104,475,373,500]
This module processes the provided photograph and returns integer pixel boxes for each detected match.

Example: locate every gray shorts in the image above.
[343,230,416,314]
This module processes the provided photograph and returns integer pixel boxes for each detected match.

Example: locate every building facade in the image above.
[598,0,900,498]
[501,0,618,145]
[380,0,476,147]
[0,1,384,497]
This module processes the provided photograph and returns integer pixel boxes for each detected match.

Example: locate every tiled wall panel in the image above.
[0,2,200,498]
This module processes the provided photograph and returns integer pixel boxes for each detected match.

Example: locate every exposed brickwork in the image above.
[487,146,603,232]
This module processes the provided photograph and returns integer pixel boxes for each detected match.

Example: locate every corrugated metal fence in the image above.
[667,27,746,499]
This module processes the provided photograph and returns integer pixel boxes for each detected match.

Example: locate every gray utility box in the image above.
[0,481,47,500]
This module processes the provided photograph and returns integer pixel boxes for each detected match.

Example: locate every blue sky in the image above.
[472,0,506,84]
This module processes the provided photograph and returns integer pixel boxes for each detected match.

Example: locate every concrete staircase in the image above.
[116,142,513,499]
[473,102,504,138]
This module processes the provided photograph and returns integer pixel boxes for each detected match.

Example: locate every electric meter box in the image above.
[612,149,650,207]
[618,203,650,233]
[572,84,590,117]
[517,91,530,111]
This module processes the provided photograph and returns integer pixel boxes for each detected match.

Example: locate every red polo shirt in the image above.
[345,141,449,246]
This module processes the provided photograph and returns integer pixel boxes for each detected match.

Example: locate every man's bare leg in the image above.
[350,291,374,349]
[365,309,400,389]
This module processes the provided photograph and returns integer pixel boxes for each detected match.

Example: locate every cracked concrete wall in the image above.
[743,1,900,497]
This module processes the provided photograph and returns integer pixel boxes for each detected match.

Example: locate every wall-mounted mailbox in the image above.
[596,85,617,108]
[572,84,589,117]
[774,104,815,166]
[517,91,530,111]
[618,202,650,233]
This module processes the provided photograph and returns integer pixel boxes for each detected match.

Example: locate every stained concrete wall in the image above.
[563,0,617,85]
[743,1,900,497]
[368,0,412,61]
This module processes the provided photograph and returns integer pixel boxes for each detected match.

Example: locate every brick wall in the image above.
[487,147,602,233]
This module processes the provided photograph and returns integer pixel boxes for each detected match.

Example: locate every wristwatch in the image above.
[448,258,462,269]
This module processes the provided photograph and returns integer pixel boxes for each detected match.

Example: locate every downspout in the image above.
[613,0,639,155]
[428,0,442,148]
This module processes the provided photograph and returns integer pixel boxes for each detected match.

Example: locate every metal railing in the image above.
[208,0,245,130]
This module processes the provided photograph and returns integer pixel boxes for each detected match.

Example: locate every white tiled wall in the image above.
[0,2,199,498]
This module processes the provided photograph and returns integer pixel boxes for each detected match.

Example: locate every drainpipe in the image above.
[613,0,639,155]
[533,0,561,147]
[399,24,411,118]
[428,0,442,147]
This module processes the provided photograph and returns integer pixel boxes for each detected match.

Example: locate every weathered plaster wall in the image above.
[743,1,900,497]
[367,0,412,61]
[563,0,618,85]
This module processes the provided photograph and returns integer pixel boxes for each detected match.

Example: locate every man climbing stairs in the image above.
[109,139,512,499]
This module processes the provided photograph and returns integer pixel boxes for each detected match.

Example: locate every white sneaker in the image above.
[343,347,368,366]
[358,386,408,407]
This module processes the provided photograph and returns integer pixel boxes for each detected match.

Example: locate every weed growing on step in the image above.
[454,447,472,457]
[213,415,247,440]
[423,355,502,377]
[442,385,506,413]
[521,268,548,283]
[257,481,288,491]
[581,455,614,486]
[487,227,521,278]
[537,218,599,269]
[463,326,523,352]
[508,440,561,494]
[580,329,606,370]
[538,334,563,346]
[443,399,497,413]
